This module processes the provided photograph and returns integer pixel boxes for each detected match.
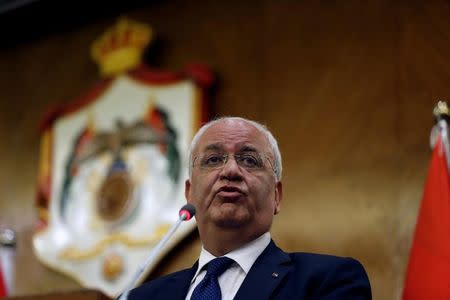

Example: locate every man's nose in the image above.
[219,155,243,181]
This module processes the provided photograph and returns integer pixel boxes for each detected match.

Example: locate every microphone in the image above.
[179,203,196,221]
[118,204,196,300]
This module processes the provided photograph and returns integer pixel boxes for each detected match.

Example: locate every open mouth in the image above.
[216,186,245,198]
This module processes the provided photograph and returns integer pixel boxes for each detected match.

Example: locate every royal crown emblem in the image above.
[91,18,152,76]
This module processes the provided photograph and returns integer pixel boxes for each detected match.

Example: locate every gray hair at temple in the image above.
[187,117,283,181]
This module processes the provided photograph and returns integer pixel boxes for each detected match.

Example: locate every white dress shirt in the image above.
[185,232,271,300]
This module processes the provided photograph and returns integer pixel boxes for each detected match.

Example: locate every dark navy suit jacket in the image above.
[128,240,371,300]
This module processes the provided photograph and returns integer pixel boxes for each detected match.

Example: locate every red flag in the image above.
[0,261,6,297]
[403,136,450,299]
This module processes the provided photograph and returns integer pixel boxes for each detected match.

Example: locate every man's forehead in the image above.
[196,120,267,148]
[209,119,261,137]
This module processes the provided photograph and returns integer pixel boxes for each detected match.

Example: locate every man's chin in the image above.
[212,213,250,228]
[209,203,250,228]
[215,218,248,228]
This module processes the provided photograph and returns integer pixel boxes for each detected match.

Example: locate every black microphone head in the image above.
[179,203,196,221]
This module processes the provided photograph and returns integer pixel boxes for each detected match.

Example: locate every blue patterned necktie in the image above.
[190,257,234,300]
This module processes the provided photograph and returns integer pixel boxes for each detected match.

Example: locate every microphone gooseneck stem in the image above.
[118,216,185,300]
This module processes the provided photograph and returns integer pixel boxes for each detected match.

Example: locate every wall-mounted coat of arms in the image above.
[32,18,212,298]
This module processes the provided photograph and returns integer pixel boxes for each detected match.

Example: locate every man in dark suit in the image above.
[128,117,371,299]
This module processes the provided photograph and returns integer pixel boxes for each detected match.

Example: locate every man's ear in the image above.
[274,181,283,215]
[185,179,192,202]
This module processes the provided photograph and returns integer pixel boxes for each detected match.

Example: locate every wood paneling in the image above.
[2,1,450,299]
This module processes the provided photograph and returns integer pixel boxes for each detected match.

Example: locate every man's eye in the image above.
[238,154,260,168]
[202,155,223,166]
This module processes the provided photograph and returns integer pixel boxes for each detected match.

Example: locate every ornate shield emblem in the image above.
[32,19,212,298]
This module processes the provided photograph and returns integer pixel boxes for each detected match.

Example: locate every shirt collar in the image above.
[191,232,271,282]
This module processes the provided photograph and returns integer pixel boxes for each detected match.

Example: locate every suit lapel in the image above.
[234,240,292,300]
[160,262,197,299]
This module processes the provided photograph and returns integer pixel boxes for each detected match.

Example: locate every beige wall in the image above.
[1,1,449,299]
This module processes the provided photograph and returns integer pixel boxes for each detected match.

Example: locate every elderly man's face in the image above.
[185,119,282,239]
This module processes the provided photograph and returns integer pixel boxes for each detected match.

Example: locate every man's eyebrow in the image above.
[202,144,224,152]
[238,145,259,153]
[200,144,260,153]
